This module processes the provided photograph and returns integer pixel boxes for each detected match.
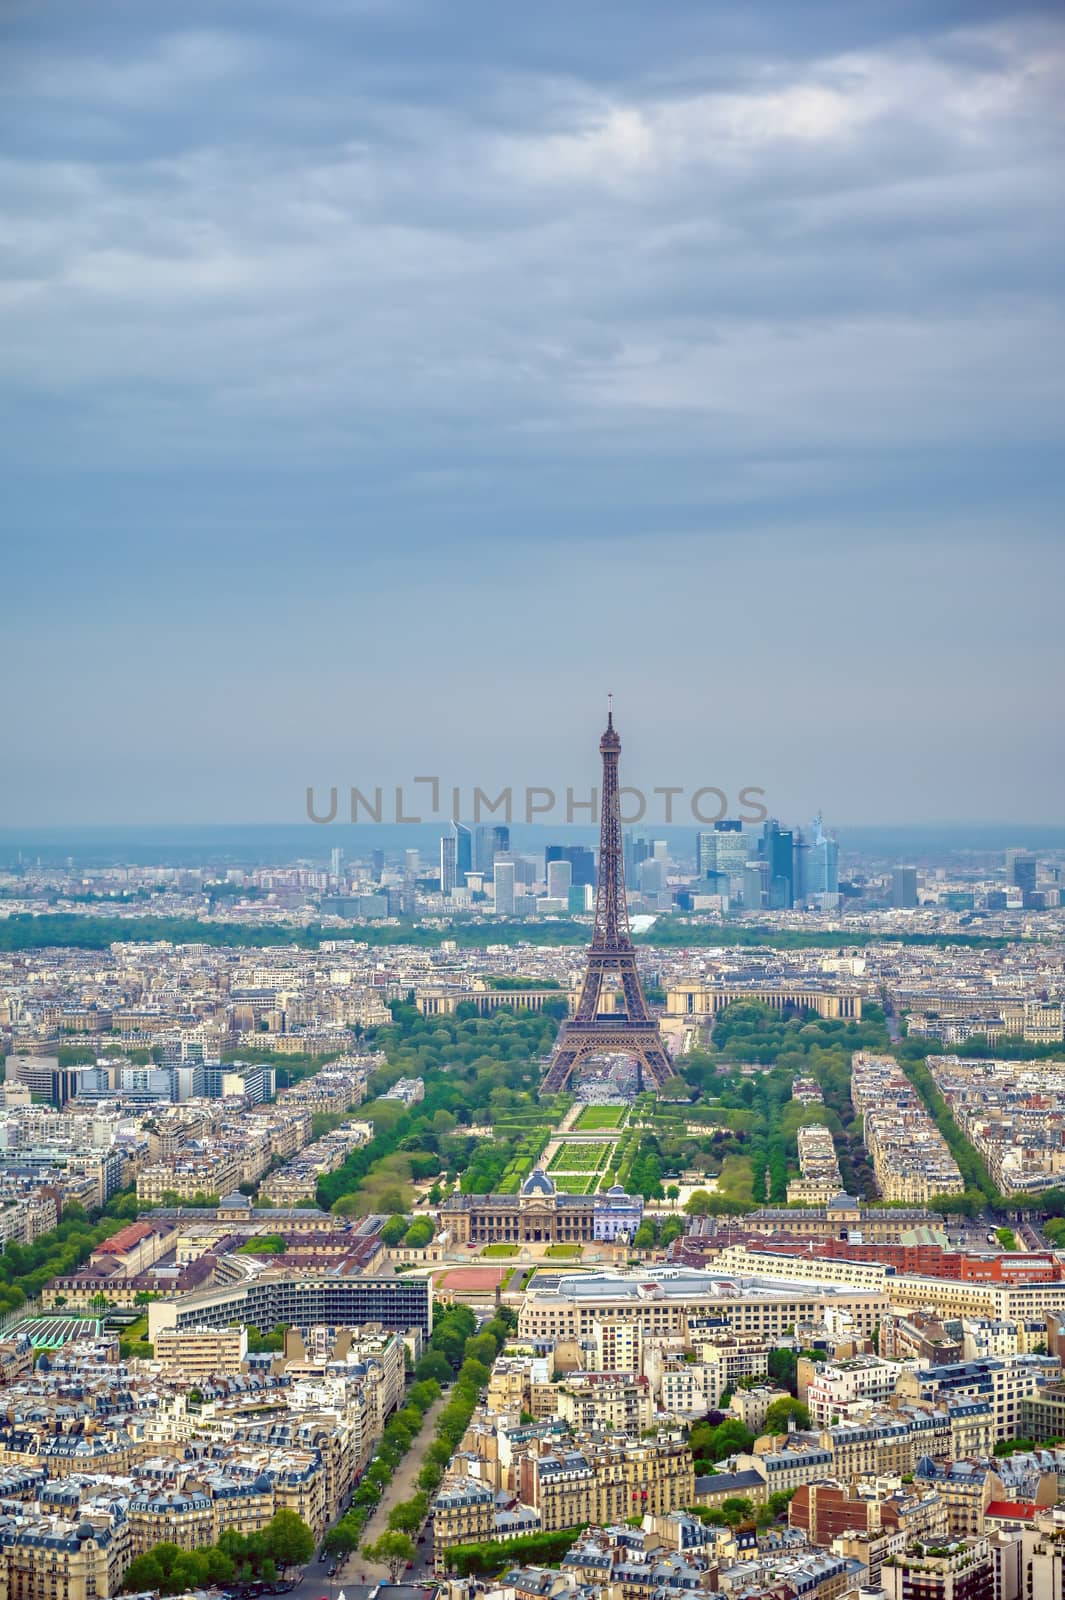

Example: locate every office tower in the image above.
[439,832,457,895]
[371,848,384,882]
[762,819,794,909]
[792,828,808,906]
[475,823,511,874]
[404,848,420,876]
[744,861,767,911]
[651,839,668,862]
[1008,852,1037,895]
[496,851,534,887]
[891,865,919,908]
[807,812,839,896]
[697,823,747,880]
[638,858,664,895]
[329,846,343,885]
[568,883,594,913]
[632,837,651,871]
[701,871,730,900]
[493,860,516,916]
[546,859,573,900]
[545,843,596,888]
[455,820,472,884]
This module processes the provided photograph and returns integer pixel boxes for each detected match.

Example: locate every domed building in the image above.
[440,1167,642,1247]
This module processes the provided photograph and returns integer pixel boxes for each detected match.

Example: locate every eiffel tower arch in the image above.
[541,705,672,1096]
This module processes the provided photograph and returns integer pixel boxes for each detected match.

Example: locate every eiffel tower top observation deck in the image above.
[541,702,672,1095]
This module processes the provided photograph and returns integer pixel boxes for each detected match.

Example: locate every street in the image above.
[335,1387,449,1586]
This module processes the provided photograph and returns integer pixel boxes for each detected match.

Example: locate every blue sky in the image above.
[2,1,1063,825]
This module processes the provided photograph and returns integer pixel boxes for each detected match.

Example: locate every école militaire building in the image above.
[439,1169,643,1248]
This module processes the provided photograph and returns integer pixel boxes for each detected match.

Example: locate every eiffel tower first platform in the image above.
[541,703,673,1095]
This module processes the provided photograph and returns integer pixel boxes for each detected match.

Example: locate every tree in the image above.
[325,1514,364,1557]
[720,1497,755,1525]
[381,1213,410,1247]
[463,1332,498,1368]
[388,1493,428,1534]
[262,1508,315,1573]
[684,1189,715,1216]
[458,1356,490,1389]
[364,1530,415,1582]
[666,1185,681,1206]
[408,1378,441,1413]
[763,1397,810,1435]
[688,1417,754,1468]
[121,1554,164,1593]
[415,1348,453,1385]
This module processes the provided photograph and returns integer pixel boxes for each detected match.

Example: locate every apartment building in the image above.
[806,1356,918,1426]
[889,1363,1055,1452]
[852,1051,964,1203]
[517,1435,695,1531]
[433,1478,496,1552]
[735,1438,834,1494]
[786,1122,843,1205]
[880,1536,994,1600]
[136,1150,242,1203]
[153,1325,248,1379]
[554,1373,653,1438]
[928,1056,1065,1196]
[1,1512,129,1600]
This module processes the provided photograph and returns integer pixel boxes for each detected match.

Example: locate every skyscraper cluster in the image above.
[695,814,840,913]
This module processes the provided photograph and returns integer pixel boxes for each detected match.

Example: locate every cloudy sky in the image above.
[2,0,1063,827]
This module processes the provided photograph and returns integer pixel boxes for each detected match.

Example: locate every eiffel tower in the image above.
[541,703,673,1095]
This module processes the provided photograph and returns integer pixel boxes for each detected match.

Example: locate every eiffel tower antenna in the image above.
[541,704,672,1095]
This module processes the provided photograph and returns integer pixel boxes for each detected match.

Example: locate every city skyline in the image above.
[2,2,1063,826]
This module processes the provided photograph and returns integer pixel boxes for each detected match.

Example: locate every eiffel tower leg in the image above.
[542,1047,580,1096]
[639,1047,672,1091]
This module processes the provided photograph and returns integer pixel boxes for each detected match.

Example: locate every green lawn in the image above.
[544,1244,582,1258]
[550,1174,598,1194]
[573,1105,628,1131]
[481,1243,519,1258]
[547,1140,614,1172]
